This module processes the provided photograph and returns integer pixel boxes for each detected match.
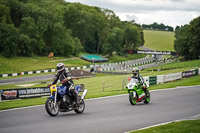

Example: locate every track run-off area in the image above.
[0,86,200,133]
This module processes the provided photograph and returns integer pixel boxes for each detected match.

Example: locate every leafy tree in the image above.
[17,33,32,56]
[102,27,124,57]
[0,0,144,57]
[174,16,200,60]
[19,17,45,55]
[0,23,18,57]
[142,22,173,31]
[0,4,12,23]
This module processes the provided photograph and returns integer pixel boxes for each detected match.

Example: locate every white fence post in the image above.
[0,92,1,102]
[103,81,105,91]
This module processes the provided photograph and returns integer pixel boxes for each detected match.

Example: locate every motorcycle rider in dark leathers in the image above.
[131,67,147,96]
[48,63,79,106]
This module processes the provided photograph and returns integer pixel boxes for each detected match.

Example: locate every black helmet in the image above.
[56,63,65,72]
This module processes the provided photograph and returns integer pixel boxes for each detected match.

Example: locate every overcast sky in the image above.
[65,0,200,28]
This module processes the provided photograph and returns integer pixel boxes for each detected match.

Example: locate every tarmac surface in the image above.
[0,86,200,133]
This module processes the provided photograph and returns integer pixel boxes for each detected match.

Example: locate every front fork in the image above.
[54,91,57,107]
[51,90,57,107]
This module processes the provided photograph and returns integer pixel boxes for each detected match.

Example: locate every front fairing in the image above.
[126,78,139,91]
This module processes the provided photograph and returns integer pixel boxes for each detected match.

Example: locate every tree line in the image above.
[174,16,200,60]
[142,22,173,31]
[0,0,144,57]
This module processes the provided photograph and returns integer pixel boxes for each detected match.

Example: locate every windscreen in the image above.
[129,78,139,84]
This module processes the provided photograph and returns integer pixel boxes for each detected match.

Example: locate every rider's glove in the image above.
[61,78,68,84]
[47,84,52,88]
[143,85,147,90]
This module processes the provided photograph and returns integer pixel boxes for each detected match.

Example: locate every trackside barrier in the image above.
[95,71,131,75]
[0,87,50,101]
[182,69,196,78]
[163,72,182,83]
[0,65,91,78]
[149,76,157,85]
[199,68,200,75]
[194,69,199,75]
[157,75,164,84]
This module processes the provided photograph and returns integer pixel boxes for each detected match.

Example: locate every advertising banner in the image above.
[157,75,164,84]
[199,68,200,75]
[124,50,177,56]
[182,70,195,78]
[163,72,182,82]
[0,87,50,101]
[0,89,18,100]
[17,87,50,98]
[149,76,157,85]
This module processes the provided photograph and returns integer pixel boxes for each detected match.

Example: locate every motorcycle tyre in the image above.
[129,91,137,105]
[45,97,60,116]
[144,90,150,104]
[74,99,85,114]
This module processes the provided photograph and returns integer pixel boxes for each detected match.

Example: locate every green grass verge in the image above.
[0,75,199,110]
[130,119,200,133]
[0,55,90,74]
[145,59,200,71]
[144,30,175,51]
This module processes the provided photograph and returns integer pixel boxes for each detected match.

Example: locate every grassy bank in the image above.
[0,54,145,75]
[131,119,200,133]
[144,30,175,51]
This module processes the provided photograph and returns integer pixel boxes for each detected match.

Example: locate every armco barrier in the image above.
[0,65,91,78]
[0,87,50,100]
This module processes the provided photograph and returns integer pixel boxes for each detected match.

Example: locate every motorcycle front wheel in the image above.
[144,90,150,104]
[129,91,138,105]
[45,97,60,116]
[74,99,85,113]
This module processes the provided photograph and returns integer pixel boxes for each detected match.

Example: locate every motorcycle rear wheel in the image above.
[129,91,138,105]
[74,99,85,113]
[45,98,60,116]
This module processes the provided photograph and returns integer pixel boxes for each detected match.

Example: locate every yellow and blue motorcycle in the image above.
[45,84,87,116]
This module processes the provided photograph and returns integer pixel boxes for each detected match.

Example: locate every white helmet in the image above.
[56,63,65,72]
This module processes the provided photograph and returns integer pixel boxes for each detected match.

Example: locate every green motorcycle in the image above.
[126,78,150,105]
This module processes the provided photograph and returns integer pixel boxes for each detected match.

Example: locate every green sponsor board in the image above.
[149,76,157,85]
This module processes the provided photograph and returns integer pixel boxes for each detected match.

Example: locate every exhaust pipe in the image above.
[81,89,88,99]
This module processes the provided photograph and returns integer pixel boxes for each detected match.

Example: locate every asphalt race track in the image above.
[0,74,53,85]
[0,86,200,133]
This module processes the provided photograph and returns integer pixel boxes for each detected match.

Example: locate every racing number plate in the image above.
[50,85,57,93]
